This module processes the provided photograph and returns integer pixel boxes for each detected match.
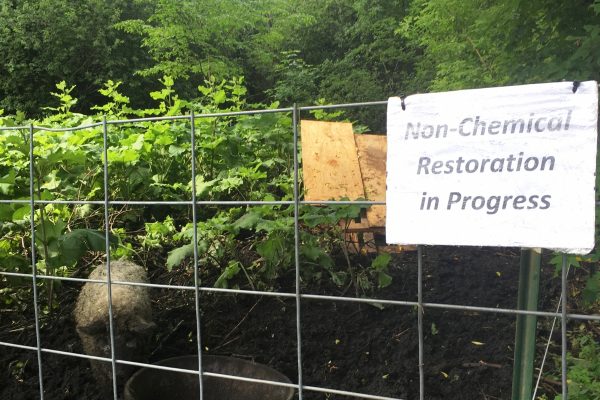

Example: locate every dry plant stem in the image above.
[151,319,184,357]
[340,219,359,298]
[542,376,562,387]
[239,263,256,291]
[211,335,241,352]
[218,298,262,347]
[462,361,503,369]
[465,35,491,73]
[340,243,357,297]
[107,205,130,230]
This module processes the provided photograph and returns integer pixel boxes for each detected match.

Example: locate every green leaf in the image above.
[12,206,32,222]
[155,134,174,146]
[37,218,67,243]
[40,170,61,190]
[232,211,262,230]
[192,176,218,197]
[150,89,168,101]
[0,171,16,195]
[168,145,185,156]
[0,205,13,221]
[372,253,392,271]
[213,89,227,105]
[378,271,393,288]
[166,241,207,271]
[550,253,581,275]
[162,75,174,88]
[329,271,347,286]
[334,203,362,220]
[215,260,241,288]
[582,272,600,305]
[255,217,293,234]
[200,136,226,150]
[301,243,323,261]
[257,236,285,266]
[58,229,117,266]
[43,149,87,166]
[300,211,336,228]
[218,176,243,192]
[108,148,139,164]
[0,253,28,272]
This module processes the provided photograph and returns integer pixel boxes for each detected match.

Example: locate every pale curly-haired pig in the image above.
[74,260,155,391]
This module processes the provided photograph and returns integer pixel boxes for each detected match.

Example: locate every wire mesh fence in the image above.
[0,102,598,400]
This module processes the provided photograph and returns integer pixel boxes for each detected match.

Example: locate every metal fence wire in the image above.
[0,101,599,400]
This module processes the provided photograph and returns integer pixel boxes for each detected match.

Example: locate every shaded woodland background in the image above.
[1,0,599,126]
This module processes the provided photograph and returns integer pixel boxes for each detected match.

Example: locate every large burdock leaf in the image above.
[58,229,117,266]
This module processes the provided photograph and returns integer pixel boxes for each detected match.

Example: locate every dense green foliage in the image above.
[0,77,392,312]
[0,0,416,129]
[553,334,600,400]
[2,0,599,118]
[399,0,600,91]
[0,0,154,115]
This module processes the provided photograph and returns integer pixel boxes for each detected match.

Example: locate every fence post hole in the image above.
[511,248,542,400]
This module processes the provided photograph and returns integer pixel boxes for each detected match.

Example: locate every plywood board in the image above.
[300,120,366,201]
[354,134,387,227]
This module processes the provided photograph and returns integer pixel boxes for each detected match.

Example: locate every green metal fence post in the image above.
[512,248,542,400]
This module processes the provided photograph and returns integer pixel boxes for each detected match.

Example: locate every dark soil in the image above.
[0,246,574,400]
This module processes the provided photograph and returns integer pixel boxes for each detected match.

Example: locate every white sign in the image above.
[386,81,598,254]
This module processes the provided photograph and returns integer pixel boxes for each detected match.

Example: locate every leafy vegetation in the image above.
[0,76,391,313]
[399,0,600,90]
[551,334,600,400]
[0,0,153,115]
[2,0,599,120]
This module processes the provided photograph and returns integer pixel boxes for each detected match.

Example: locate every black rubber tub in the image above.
[124,355,295,400]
